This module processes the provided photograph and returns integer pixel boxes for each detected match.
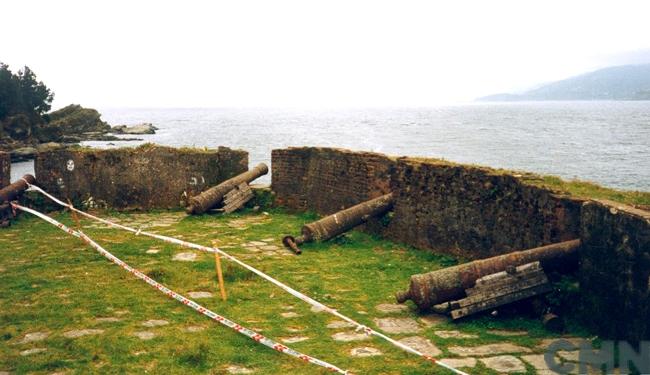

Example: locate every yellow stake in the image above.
[212,241,227,301]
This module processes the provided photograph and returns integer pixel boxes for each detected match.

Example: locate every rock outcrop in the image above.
[112,123,158,135]
[48,104,111,136]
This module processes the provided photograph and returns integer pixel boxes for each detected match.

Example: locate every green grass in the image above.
[524,175,650,207]
[402,156,650,207]
[0,208,585,374]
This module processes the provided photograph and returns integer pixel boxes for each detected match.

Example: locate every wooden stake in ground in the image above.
[212,241,227,301]
[68,199,82,231]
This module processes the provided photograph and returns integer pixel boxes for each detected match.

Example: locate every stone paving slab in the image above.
[448,343,532,357]
[188,291,213,299]
[142,319,169,327]
[439,357,477,369]
[521,354,558,375]
[327,320,356,329]
[479,355,526,373]
[434,330,479,339]
[281,336,309,344]
[134,331,155,340]
[350,347,382,357]
[20,348,47,356]
[397,336,441,357]
[419,314,450,327]
[184,326,205,333]
[536,337,589,350]
[332,332,371,342]
[18,332,48,344]
[373,317,422,334]
[172,252,197,261]
[63,329,104,338]
[95,317,121,323]
[375,303,410,314]
[487,329,528,336]
[226,365,254,374]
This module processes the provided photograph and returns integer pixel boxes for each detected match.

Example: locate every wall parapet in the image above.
[35,144,248,210]
[272,147,582,259]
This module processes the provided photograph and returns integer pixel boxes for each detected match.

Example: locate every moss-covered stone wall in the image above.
[35,145,248,210]
[386,158,583,259]
[271,147,394,213]
[272,147,582,259]
[579,200,650,341]
[0,151,9,188]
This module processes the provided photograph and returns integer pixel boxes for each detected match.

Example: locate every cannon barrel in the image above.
[283,193,394,253]
[0,174,36,203]
[186,163,268,214]
[395,239,581,311]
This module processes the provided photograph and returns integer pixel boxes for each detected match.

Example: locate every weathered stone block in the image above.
[35,144,247,210]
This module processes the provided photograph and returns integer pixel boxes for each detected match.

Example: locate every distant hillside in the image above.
[479,64,650,101]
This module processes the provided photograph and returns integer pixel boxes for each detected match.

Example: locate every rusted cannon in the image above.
[282,193,394,254]
[395,239,581,311]
[0,174,36,203]
[186,163,269,215]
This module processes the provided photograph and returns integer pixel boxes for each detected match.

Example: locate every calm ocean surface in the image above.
[12,101,650,190]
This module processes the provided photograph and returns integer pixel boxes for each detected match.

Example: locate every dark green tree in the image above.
[0,62,54,121]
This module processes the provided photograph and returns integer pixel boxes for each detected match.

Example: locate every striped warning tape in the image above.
[23,183,469,375]
[12,203,349,374]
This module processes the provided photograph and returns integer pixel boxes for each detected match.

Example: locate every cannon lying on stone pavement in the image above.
[186,163,268,215]
[282,193,394,254]
[1,174,36,227]
[395,239,581,314]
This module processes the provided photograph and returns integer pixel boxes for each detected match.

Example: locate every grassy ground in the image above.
[0,208,588,374]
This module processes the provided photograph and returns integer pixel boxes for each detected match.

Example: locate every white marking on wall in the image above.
[66,160,75,172]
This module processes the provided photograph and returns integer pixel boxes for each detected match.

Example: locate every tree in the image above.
[0,62,54,121]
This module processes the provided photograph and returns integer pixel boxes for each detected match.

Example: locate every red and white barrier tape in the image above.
[24,183,468,375]
[11,203,348,374]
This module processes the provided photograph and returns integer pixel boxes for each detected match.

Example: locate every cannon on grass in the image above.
[395,239,581,316]
[0,174,36,227]
[282,193,394,254]
[186,163,269,215]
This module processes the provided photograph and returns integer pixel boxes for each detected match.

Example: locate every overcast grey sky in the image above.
[2,0,650,109]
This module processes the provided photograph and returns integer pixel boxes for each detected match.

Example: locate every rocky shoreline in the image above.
[0,104,157,162]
